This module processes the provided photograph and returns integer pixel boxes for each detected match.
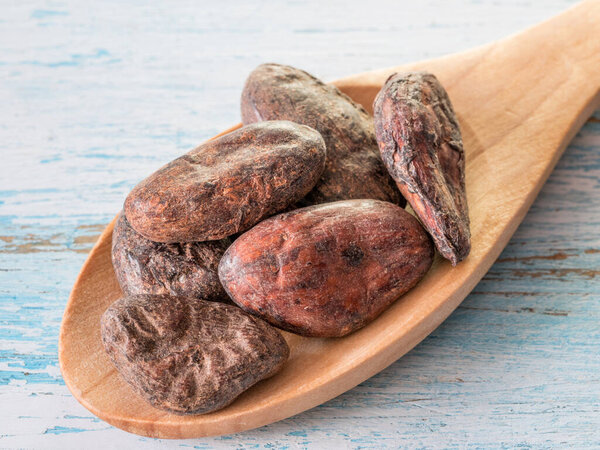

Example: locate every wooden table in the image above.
[1,0,598,447]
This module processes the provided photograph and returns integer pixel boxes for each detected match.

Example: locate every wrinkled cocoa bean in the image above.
[125,120,327,243]
[219,199,433,337]
[111,212,231,303]
[373,72,470,265]
[241,63,405,207]
[101,294,289,415]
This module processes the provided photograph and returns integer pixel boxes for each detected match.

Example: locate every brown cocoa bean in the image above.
[219,199,433,337]
[101,294,289,415]
[241,63,405,207]
[111,212,231,303]
[124,120,327,243]
[373,72,470,265]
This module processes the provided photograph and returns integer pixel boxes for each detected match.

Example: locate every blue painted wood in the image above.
[1,0,598,447]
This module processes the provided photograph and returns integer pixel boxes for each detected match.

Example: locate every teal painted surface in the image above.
[0,0,598,448]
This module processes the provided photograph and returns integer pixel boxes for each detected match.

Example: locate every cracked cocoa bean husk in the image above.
[101,294,289,415]
[219,199,434,337]
[125,120,327,243]
[111,212,231,303]
[373,72,470,265]
[241,63,405,207]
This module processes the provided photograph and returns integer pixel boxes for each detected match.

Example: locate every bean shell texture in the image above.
[124,120,327,243]
[219,199,434,337]
[374,72,470,265]
[101,294,290,415]
[111,212,231,303]
[241,63,405,207]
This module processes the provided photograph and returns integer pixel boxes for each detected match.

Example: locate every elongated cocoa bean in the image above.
[374,72,470,265]
[241,63,405,207]
[219,199,433,337]
[125,120,327,243]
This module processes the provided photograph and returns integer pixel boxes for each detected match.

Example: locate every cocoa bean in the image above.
[111,212,231,303]
[241,63,405,207]
[101,294,289,414]
[125,120,327,243]
[373,72,470,265]
[219,199,433,337]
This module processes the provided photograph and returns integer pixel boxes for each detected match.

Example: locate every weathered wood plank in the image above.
[1,0,598,447]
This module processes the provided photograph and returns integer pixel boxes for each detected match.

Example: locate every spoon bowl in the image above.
[59,1,600,439]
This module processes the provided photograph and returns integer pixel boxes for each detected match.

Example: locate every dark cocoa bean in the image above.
[101,294,289,415]
[125,120,326,243]
[111,212,231,303]
[241,63,405,207]
[219,199,433,337]
[373,72,470,265]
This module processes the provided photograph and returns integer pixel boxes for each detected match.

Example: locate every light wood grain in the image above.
[58,1,600,439]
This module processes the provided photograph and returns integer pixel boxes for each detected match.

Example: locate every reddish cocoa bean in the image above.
[219,199,433,337]
[125,120,326,243]
[241,63,405,207]
[101,294,289,415]
[374,72,470,265]
[111,212,231,303]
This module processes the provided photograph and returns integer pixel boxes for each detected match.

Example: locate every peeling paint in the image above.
[497,251,576,263]
[511,268,598,279]
[1,0,598,447]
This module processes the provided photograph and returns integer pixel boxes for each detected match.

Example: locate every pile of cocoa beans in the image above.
[101,64,470,415]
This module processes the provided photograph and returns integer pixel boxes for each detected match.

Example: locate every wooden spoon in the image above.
[59,1,600,439]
